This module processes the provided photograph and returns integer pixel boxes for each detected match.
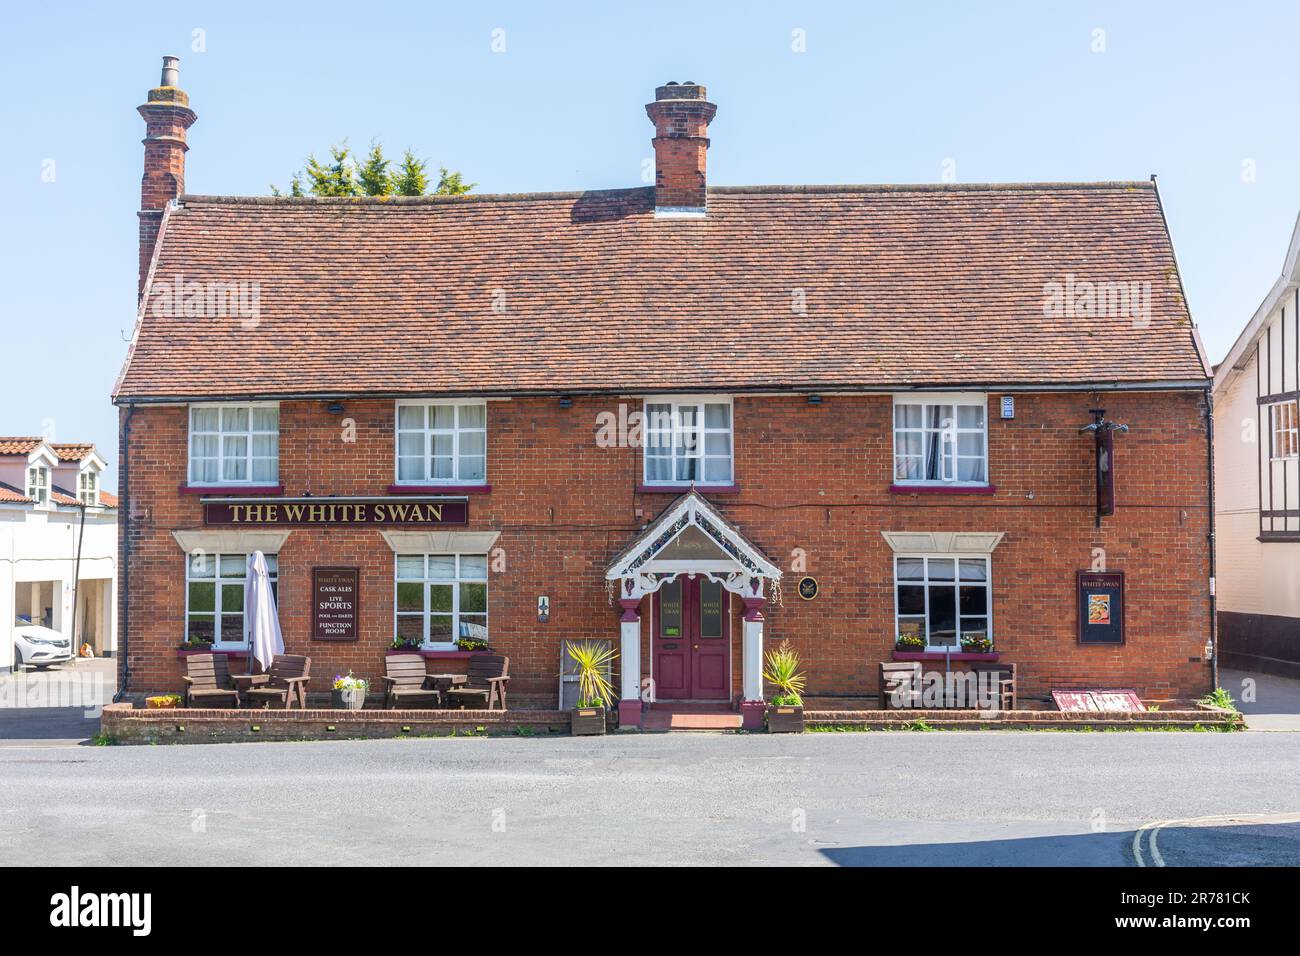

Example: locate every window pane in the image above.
[188,582,215,613]
[431,405,454,428]
[219,614,245,644]
[928,587,957,646]
[222,456,248,482]
[897,617,924,641]
[895,404,922,428]
[957,405,985,429]
[897,558,924,580]
[703,458,731,482]
[704,403,730,428]
[957,433,982,456]
[459,431,485,456]
[429,584,453,612]
[191,434,218,458]
[659,580,682,636]
[219,554,246,577]
[460,582,487,613]
[396,582,424,612]
[192,407,220,431]
[427,556,456,580]
[699,579,724,637]
[431,456,454,479]
[195,458,218,483]
[704,432,730,455]
[959,585,988,616]
[960,619,989,642]
[398,405,424,429]
[189,553,215,577]
[396,555,424,579]
[428,615,453,640]
[460,555,488,579]
[928,558,956,580]
[895,455,921,481]
[957,458,986,482]
[927,405,954,429]
[897,584,925,616]
[646,455,671,481]
[459,404,485,428]
[264,554,278,575]
[398,457,424,480]
[458,456,486,480]
[251,407,278,431]
[395,615,423,642]
[958,559,987,582]
[221,583,244,612]
[252,459,277,483]
[222,407,249,431]
[187,615,214,642]
[675,457,700,482]
[459,615,488,640]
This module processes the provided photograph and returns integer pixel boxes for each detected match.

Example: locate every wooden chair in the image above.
[971,662,1017,710]
[383,653,441,709]
[243,654,312,709]
[878,662,921,710]
[181,653,240,708]
[444,655,510,711]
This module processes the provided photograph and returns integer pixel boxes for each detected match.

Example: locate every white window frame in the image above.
[78,468,99,506]
[394,553,489,651]
[893,553,993,653]
[26,465,49,507]
[394,400,488,485]
[1269,399,1299,461]
[187,402,280,486]
[184,552,278,650]
[642,395,734,487]
[892,392,989,486]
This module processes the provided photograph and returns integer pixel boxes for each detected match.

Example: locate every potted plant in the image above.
[456,637,490,653]
[180,637,213,652]
[894,633,925,654]
[567,640,618,736]
[960,635,992,654]
[146,694,182,709]
[390,636,423,652]
[331,672,368,710]
[763,640,806,733]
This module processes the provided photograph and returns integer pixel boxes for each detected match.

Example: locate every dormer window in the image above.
[26,465,49,507]
[78,469,99,506]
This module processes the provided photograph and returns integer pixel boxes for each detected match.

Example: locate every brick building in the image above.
[114,58,1215,726]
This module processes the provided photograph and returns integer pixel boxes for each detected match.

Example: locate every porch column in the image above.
[617,598,643,729]
[740,597,766,730]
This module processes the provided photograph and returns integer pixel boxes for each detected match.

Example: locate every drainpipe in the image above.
[70,499,86,661]
[113,406,134,702]
[1205,387,1218,691]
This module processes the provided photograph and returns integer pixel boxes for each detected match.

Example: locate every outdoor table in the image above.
[230,672,269,706]
[426,673,468,706]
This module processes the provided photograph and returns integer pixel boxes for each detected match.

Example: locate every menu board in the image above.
[313,567,359,641]
[1077,571,1124,645]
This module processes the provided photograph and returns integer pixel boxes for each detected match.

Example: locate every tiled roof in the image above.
[0,482,34,503]
[50,443,95,462]
[115,182,1209,400]
[49,488,117,509]
[0,437,46,456]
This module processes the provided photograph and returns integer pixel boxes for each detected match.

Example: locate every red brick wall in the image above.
[117,391,1212,703]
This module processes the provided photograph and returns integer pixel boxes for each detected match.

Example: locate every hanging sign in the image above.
[1077,570,1124,645]
[797,576,819,600]
[312,567,359,641]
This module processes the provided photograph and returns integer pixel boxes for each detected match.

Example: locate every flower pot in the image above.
[766,704,805,733]
[146,696,180,710]
[331,688,366,711]
[571,707,606,736]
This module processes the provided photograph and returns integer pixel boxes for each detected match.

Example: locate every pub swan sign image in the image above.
[797,576,819,601]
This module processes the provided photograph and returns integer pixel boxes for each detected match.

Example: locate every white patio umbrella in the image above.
[245,551,284,673]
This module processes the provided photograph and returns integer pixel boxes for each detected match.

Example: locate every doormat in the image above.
[1052,689,1145,713]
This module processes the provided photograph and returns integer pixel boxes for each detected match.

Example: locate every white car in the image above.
[13,618,73,670]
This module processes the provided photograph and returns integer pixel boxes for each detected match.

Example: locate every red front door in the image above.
[653,576,729,700]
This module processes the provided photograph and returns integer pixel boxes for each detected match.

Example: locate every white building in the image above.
[1213,214,1300,678]
[0,438,118,673]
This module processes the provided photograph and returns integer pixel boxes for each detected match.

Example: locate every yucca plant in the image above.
[762,639,806,706]
[567,640,618,708]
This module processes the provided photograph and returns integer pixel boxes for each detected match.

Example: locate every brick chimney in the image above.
[645,81,716,215]
[137,56,196,295]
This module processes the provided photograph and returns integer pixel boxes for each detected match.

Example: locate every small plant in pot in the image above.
[894,633,925,654]
[960,635,992,654]
[567,640,617,736]
[390,636,422,652]
[146,694,182,710]
[456,637,490,652]
[763,640,806,733]
[331,672,368,711]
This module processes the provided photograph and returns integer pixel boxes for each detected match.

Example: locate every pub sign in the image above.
[313,567,360,641]
[204,496,467,527]
[1077,570,1124,645]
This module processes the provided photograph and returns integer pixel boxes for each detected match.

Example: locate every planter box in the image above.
[145,696,180,710]
[571,707,607,736]
[331,688,367,711]
[766,705,805,733]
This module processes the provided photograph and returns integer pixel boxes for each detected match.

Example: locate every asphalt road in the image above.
[0,731,1296,866]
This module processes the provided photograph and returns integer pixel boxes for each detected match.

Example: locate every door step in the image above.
[641,710,743,732]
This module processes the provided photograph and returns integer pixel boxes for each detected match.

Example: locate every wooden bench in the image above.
[382,653,442,709]
[971,662,1017,710]
[444,655,510,711]
[878,662,921,710]
[243,654,312,709]
[181,653,240,708]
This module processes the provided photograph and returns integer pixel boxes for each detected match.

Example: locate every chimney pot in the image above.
[160,55,180,88]
[645,81,716,214]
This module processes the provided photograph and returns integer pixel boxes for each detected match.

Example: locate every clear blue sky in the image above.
[4,0,1299,485]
